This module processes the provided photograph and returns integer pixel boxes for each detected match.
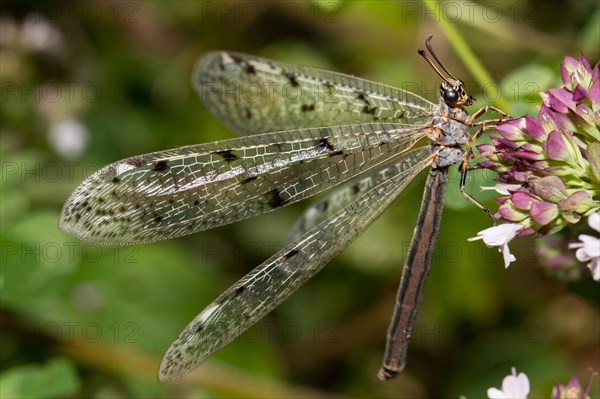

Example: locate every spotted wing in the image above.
[194,51,437,135]
[59,123,428,245]
[158,147,432,381]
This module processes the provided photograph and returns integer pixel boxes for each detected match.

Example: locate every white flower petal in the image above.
[588,211,600,232]
[468,224,522,247]
[500,243,517,268]
[569,212,600,281]
[487,388,507,399]
[480,183,522,195]
[578,235,600,257]
[488,368,529,399]
[501,372,529,398]
[575,247,591,262]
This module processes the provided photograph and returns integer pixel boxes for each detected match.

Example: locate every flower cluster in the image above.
[472,54,599,275]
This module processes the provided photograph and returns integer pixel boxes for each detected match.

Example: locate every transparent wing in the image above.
[158,148,432,381]
[286,146,432,242]
[59,123,428,245]
[194,51,437,135]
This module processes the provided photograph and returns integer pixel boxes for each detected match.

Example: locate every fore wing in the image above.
[59,123,427,245]
[194,51,436,135]
[158,147,432,381]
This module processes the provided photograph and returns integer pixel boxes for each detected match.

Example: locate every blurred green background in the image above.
[1,1,599,398]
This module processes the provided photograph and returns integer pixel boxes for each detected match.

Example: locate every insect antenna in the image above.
[417,46,450,83]
[424,34,458,80]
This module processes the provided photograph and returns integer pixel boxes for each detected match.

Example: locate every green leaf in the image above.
[579,6,600,48]
[501,64,557,116]
[0,358,80,399]
[444,168,499,212]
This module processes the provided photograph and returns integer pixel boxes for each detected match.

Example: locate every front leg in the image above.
[469,123,506,143]
[467,106,512,143]
[466,105,510,125]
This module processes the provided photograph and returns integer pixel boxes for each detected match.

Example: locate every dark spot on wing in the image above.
[229,55,258,75]
[301,104,315,112]
[284,249,299,260]
[219,285,246,303]
[362,105,377,115]
[229,53,244,64]
[323,81,335,94]
[193,199,200,206]
[351,183,361,194]
[154,215,162,223]
[127,158,144,168]
[112,176,120,183]
[245,108,252,119]
[241,176,258,184]
[214,150,238,162]
[266,188,286,209]
[356,90,371,105]
[328,150,344,157]
[317,138,334,151]
[285,72,299,87]
[153,160,169,172]
[194,324,203,333]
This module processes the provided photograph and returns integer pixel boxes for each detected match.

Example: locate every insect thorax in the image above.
[430,98,470,168]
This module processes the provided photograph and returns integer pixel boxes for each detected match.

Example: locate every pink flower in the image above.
[551,373,595,399]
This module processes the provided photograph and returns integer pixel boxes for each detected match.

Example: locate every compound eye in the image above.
[444,88,458,102]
